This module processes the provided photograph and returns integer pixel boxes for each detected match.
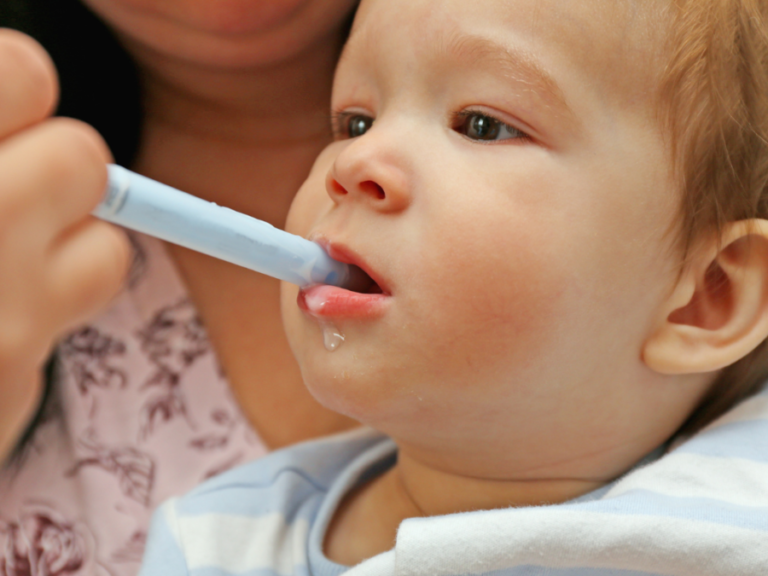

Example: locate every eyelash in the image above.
[330,108,532,143]
[330,110,364,140]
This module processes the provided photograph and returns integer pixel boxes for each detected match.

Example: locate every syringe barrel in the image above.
[93,164,350,287]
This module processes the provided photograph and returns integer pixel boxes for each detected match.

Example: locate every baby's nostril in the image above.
[361,181,385,200]
[330,179,347,195]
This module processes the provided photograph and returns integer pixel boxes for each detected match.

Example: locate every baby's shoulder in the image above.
[142,428,390,576]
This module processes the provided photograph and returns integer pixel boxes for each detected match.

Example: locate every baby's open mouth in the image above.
[346,265,384,294]
[299,262,389,319]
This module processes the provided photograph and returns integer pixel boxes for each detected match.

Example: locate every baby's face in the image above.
[282,0,696,479]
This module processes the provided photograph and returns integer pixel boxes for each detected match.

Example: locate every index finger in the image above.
[0,29,58,138]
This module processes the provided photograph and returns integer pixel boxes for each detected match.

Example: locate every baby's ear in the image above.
[643,220,768,374]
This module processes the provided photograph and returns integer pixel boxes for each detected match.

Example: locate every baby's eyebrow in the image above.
[441,31,575,122]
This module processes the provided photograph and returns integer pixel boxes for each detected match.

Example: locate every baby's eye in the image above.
[454,111,526,142]
[347,115,374,138]
[334,113,374,139]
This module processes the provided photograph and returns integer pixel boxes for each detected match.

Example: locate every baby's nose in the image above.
[326,141,411,213]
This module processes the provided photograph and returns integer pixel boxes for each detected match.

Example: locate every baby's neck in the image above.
[397,451,604,513]
[324,450,604,567]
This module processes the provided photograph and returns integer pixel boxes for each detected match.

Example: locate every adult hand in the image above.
[0,29,130,461]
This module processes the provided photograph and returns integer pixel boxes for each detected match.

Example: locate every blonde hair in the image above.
[659,0,768,434]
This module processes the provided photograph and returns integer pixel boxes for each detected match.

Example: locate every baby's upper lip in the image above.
[316,238,390,295]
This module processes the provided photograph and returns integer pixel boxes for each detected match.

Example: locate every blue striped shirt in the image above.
[140,387,768,576]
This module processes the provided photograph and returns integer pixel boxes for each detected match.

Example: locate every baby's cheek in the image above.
[284,143,344,237]
[414,232,570,387]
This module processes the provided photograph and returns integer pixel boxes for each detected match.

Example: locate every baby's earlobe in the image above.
[643,220,768,375]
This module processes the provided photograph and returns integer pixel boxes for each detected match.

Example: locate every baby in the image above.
[140,0,768,574]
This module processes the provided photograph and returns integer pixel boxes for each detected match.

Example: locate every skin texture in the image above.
[280,0,768,565]
[80,0,358,68]
[0,0,361,461]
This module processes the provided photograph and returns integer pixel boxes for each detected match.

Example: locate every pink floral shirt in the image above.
[0,234,268,576]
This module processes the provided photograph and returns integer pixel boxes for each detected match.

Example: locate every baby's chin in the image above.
[296,350,420,431]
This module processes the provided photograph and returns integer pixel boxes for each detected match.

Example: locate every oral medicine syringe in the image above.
[93,164,353,288]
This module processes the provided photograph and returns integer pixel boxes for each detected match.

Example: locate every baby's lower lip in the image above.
[298,285,390,319]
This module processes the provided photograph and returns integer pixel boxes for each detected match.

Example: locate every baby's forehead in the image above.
[525,1,671,110]
[349,0,670,115]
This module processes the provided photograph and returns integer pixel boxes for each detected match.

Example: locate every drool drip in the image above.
[322,323,345,352]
